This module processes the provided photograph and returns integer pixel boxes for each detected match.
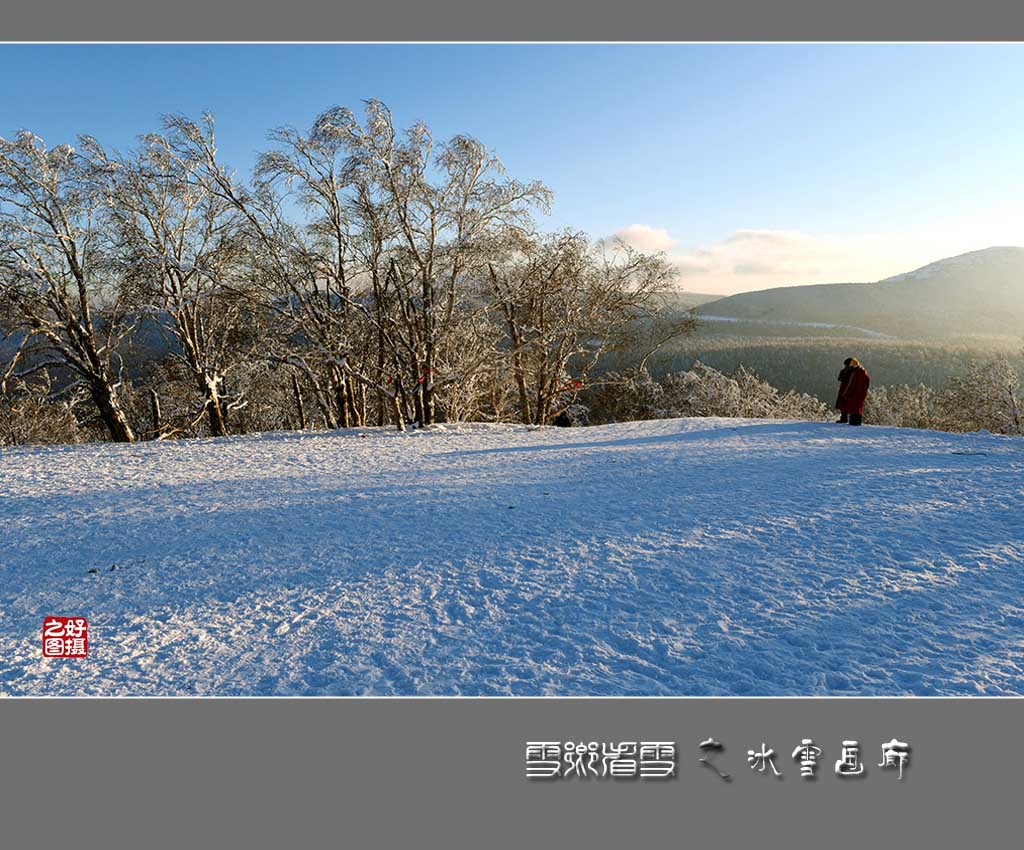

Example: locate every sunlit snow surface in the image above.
[2,418,1022,695]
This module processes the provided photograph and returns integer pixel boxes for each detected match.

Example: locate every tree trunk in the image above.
[149,388,161,438]
[206,394,228,438]
[395,379,413,431]
[422,270,436,426]
[292,373,307,430]
[389,393,405,432]
[345,375,362,427]
[413,388,424,428]
[332,369,350,429]
[512,352,531,424]
[376,318,387,426]
[421,377,434,425]
[91,381,136,443]
[421,349,435,424]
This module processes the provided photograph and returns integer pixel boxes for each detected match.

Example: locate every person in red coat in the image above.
[835,357,855,422]
[842,358,870,426]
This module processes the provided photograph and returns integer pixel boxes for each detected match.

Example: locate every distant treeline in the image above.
[619,334,1024,403]
[581,356,1022,437]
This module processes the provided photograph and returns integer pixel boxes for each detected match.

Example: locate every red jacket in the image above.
[835,365,854,409]
[842,367,870,415]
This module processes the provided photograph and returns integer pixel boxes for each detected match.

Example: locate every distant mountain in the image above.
[696,247,1024,340]
[665,291,721,310]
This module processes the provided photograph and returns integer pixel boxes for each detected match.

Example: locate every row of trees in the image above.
[639,335,1024,404]
[865,358,1022,435]
[3,100,1020,447]
[584,357,1023,436]
[0,100,690,444]
[585,362,832,424]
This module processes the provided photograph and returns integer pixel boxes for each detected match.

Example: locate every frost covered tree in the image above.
[142,113,374,432]
[195,99,556,430]
[307,100,553,426]
[250,117,395,430]
[0,306,29,395]
[0,367,84,445]
[0,132,137,441]
[861,359,1021,435]
[938,357,1022,435]
[863,383,938,429]
[664,362,829,420]
[661,362,744,417]
[588,362,830,424]
[585,366,667,422]
[486,232,687,424]
[0,309,83,444]
[96,124,255,438]
[732,366,830,420]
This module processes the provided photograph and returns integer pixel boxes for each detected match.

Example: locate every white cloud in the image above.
[698,229,850,280]
[610,221,1022,296]
[609,226,886,294]
[667,229,932,295]
[612,223,678,253]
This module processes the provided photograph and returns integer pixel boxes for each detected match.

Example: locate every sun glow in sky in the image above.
[2,43,1023,294]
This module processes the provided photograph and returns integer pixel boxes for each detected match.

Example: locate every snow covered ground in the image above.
[1,418,1022,696]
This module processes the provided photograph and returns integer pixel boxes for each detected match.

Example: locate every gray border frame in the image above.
[1,0,1024,41]
[2,697,1020,847]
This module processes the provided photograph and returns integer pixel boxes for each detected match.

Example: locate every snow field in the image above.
[1,417,1022,695]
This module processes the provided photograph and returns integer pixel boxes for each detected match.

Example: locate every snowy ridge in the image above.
[1,418,1022,695]
[879,246,1024,284]
[700,314,891,338]
[695,246,1024,339]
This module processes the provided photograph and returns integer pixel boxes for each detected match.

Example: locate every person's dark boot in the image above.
[835,413,848,423]
[849,414,863,426]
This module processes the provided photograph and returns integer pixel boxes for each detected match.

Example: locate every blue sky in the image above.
[2,43,1022,293]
